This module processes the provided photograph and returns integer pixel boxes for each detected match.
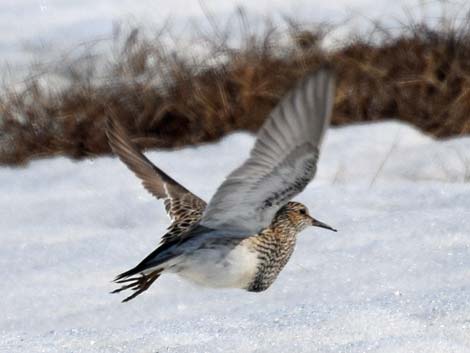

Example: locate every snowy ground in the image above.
[1,121,470,352]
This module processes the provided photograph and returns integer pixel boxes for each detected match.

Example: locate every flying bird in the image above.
[107,67,337,302]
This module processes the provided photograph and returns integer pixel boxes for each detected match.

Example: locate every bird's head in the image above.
[280,201,337,233]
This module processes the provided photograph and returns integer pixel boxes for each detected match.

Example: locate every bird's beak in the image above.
[309,216,337,232]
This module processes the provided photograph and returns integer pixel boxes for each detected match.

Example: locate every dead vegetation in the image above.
[2,11,470,166]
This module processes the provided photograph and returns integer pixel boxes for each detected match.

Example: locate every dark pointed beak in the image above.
[309,216,337,232]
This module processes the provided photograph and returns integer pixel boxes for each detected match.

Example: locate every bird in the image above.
[107,67,337,302]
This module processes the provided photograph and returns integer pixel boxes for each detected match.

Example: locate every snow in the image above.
[1,121,470,352]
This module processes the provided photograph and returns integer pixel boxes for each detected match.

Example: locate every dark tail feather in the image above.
[111,270,162,302]
[110,236,184,301]
[113,265,145,282]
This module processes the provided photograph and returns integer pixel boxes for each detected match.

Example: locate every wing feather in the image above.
[200,68,336,234]
[106,118,206,239]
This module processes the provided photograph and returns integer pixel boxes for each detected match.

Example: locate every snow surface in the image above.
[1,121,470,352]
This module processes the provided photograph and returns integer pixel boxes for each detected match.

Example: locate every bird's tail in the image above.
[111,237,184,302]
[111,268,162,302]
[110,225,202,302]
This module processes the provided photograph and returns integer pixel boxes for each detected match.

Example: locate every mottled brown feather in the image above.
[106,117,206,244]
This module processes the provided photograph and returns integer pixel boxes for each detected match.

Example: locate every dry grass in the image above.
[2,11,470,166]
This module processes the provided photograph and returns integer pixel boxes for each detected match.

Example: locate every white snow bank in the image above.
[319,121,470,184]
[1,121,470,353]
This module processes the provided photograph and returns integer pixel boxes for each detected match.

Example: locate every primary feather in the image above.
[106,117,206,245]
[200,67,335,234]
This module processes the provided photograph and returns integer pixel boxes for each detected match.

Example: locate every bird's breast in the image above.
[245,233,297,292]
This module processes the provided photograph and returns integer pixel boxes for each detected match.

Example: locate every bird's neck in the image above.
[269,212,302,238]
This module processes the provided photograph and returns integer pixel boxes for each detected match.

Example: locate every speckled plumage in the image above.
[107,68,337,302]
[246,203,307,292]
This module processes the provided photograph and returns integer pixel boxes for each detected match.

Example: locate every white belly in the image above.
[175,243,260,289]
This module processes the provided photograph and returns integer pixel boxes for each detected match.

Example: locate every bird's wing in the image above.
[200,67,336,235]
[106,118,207,238]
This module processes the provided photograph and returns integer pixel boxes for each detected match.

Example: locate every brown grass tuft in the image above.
[2,12,470,166]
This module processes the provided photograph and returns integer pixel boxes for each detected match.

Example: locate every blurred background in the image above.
[1,0,470,165]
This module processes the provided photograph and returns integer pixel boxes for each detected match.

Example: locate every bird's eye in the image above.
[299,209,307,215]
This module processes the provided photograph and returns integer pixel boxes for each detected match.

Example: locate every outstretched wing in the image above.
[200,67,336,235]
[106,118,206,243]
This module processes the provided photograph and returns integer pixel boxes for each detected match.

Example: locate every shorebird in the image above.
[108,67,337,302]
